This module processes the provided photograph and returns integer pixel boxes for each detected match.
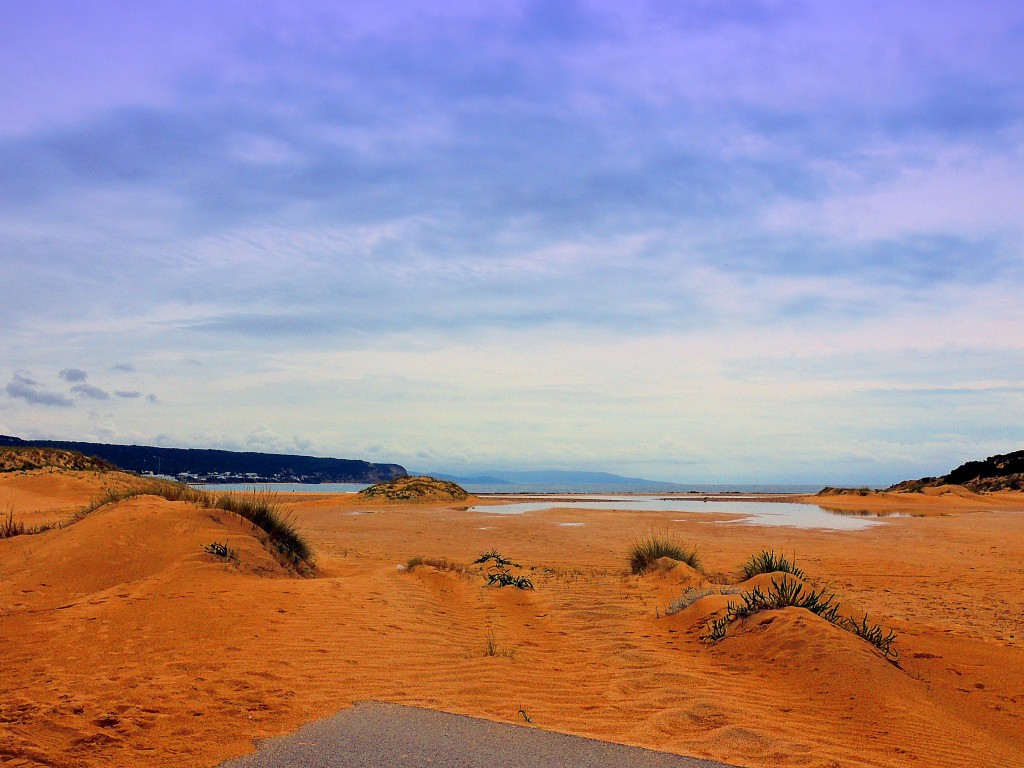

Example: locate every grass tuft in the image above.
[484,629,517,659]
[628,529,701,574]
[1,508,26,539]
[742,549,805,580]
[844,613,899,660]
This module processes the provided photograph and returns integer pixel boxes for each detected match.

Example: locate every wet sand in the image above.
[1,471,1023,767]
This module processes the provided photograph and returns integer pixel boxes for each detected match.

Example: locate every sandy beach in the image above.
[2,472,1023,768]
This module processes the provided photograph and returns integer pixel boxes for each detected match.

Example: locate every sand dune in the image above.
[0,469,145,528]
[1,476,1023,767]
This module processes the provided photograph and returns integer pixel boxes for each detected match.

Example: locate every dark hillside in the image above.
[0,435,406,484]
[889,449,1024,492]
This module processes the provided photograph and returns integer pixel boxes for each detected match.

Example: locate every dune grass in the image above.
[742,549,805,580]
[700,575,899,663]
[484,629,517,659]
[628,529,701,574]
[1,508,26,539]
[73,482,314,572]
[0,507,54,539]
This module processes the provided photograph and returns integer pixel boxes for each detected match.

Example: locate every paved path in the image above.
[218,701,745,768]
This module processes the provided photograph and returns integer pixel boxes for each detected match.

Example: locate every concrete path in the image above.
[218,701,745,768]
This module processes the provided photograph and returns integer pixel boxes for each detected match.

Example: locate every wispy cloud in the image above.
[6,373,74,407]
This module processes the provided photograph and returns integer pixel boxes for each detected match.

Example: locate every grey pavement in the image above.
[218,701,745,768]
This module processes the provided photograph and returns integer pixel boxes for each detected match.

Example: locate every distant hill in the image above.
[0,435,407,484]
[889,449,1024,492]
[428,469,688,491]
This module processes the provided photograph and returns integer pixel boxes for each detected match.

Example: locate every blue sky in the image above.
[2,1,1022,483]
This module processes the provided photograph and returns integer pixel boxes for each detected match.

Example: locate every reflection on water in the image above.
[469,496,906,530]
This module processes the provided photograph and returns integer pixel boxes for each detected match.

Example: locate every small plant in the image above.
[475,550,534,589]
[628,529,701,574]
[701,616,729,643]
[484,630,517,658]
[742,549,805,580]
[1,509,26,539]
[474,550,522,569]
[844,613,900,662]
[487,571,534,589]
[204,541,234,559]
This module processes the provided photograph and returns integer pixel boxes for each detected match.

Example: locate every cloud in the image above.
[6,373,74,407]
[71,383,110,400]
[114,390,143,398]
[146,394,160,403]
[59,367,87,382]
[111,363,135,372]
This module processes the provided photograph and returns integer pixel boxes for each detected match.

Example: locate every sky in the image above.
[2,1,1022,484]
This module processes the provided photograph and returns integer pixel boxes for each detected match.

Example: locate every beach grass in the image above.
[742,549,805,580]
[628,529,701,574]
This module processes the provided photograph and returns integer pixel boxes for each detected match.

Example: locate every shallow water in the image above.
[469,496,901,530]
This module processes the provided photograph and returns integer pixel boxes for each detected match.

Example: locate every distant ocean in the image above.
[194,481,827,495]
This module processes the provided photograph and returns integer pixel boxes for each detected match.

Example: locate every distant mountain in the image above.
[0,435,407,484]
[426,468,688,491]
[889,449,1024,492]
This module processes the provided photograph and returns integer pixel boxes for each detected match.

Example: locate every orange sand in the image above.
[0,470,145,528]
[1,472,1023,768]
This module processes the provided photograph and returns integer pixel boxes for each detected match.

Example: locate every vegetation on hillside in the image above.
[0,447,117,473]
[361,475,468,501]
